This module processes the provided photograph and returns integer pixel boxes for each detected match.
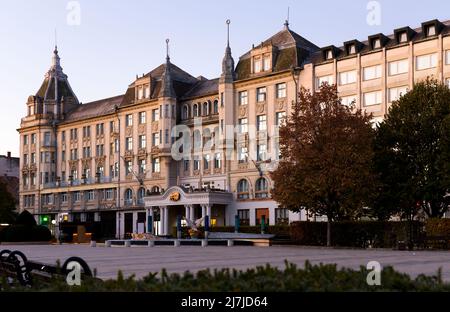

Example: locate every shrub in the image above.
[172,225,290,239]
[15,210,37,227]
[290,221,424,248]
[4,261,450,292]
[425,218,450,237]
[1,225,51,242]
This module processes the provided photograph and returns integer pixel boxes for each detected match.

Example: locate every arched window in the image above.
[193,130,202,149]
[255,178,269,198]
[125,188,133,205]
[237,179,249,199]
[193,104,198,117]
[151,186,160,194]
[182,105,189,120]
[203,102,209,116]
[137,187,146,204]
[213,100,219,114]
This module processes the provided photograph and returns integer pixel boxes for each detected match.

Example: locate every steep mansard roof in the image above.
[235,25,320,81]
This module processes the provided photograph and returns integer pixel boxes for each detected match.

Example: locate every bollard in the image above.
[234,214,240,233]
[90,241,97,248]
[148,240,155,247]
[105,240,112,247]
[227,239,234,247]
[201,239,208,247]
[174,239,180,247]
[125,240,131,247]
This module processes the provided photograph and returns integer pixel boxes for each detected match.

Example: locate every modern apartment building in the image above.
[18,19,450,238]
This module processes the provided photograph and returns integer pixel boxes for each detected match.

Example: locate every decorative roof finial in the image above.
[284,7,290,29]
[226,19,231,48]
[54,28,58,54]
[165,38,170,63]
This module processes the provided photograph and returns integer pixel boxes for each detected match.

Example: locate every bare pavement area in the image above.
[2,244,450,281]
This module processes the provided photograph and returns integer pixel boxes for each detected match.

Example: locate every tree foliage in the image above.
[0,180,17,224]
[374,79,450,219]
[271,84,377,222]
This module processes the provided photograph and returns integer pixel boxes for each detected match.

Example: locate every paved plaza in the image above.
[2,244,450,281]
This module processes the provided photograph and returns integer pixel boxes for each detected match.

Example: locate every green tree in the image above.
[271,84,377,246]
[0,180,17,224]
[374,78,450,219]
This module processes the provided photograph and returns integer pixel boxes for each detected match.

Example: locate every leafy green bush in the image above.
[4,261,449,292]
[290,221,424,248]
[1,225,51,242]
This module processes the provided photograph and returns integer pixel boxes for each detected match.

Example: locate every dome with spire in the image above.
[33,47,79,118]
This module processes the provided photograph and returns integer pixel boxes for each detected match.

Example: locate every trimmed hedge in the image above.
[172,225,290,239]
[425,218,450,237]
[3,261,449,292]
[290,221,424,248]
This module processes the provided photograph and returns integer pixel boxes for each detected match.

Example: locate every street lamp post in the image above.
[114,105,122,239]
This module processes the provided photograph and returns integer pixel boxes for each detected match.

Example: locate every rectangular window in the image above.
[82,126,91,138]
[61,193,68,203]
[61,131,65,142]
[152,158,160,173]
[399,32,408,43]
[276,111,287,127]
[31,133,36,144]
[96,123,104,136]
[416,53,437,70]
[105,189,114,200]
[110,121,115,133]
[87,190,95,201]
[341,95,357,107]
[263,55,271,71]
[275,208,289,225]
[363,90,383,106]
[152,133,160,146]
[276,83,287,98]
[139,135,146,149]
[427,25,436,37]
[193,156,200,171]
[83,147,91,158]
[214,153,221,169]
[338,70,357,85]
[254,57,261,73]
[96,144,104,156]
[44,132,51,146]
[238,146,248,163]
[23,154,28,165]
[23,135,28,145]
[238,118,248,134]
[239,91,248,105]
[126,114,133,127]
[125,160,132,175]
[257,115,267,131]
[237,209,250,226]
[388,86,409,102]
[184,160,190,172]
[138,159,146,174]
[152,108,159,121]
[61,150,65,161]
[139,111,146,124]
[31,153,36,164]
[256,87,267,102]
[126,137,133,151]
[114,139,119,152]
[363,65,382,81]
[203,154,210,170]
[446,50,450,65]
[316,75,334,89]
[257,143,267,161]
[388,59,409,76]
[165,129,169,144]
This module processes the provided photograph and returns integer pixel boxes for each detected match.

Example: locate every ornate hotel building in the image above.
[18,19,450,238]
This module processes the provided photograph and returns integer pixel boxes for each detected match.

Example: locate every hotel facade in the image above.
[18,19,450,238]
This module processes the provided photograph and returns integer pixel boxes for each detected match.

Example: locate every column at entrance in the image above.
[146,207,154,234]
[190,205,195,221]
[184,205,191,221]
[159,206,168,236]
